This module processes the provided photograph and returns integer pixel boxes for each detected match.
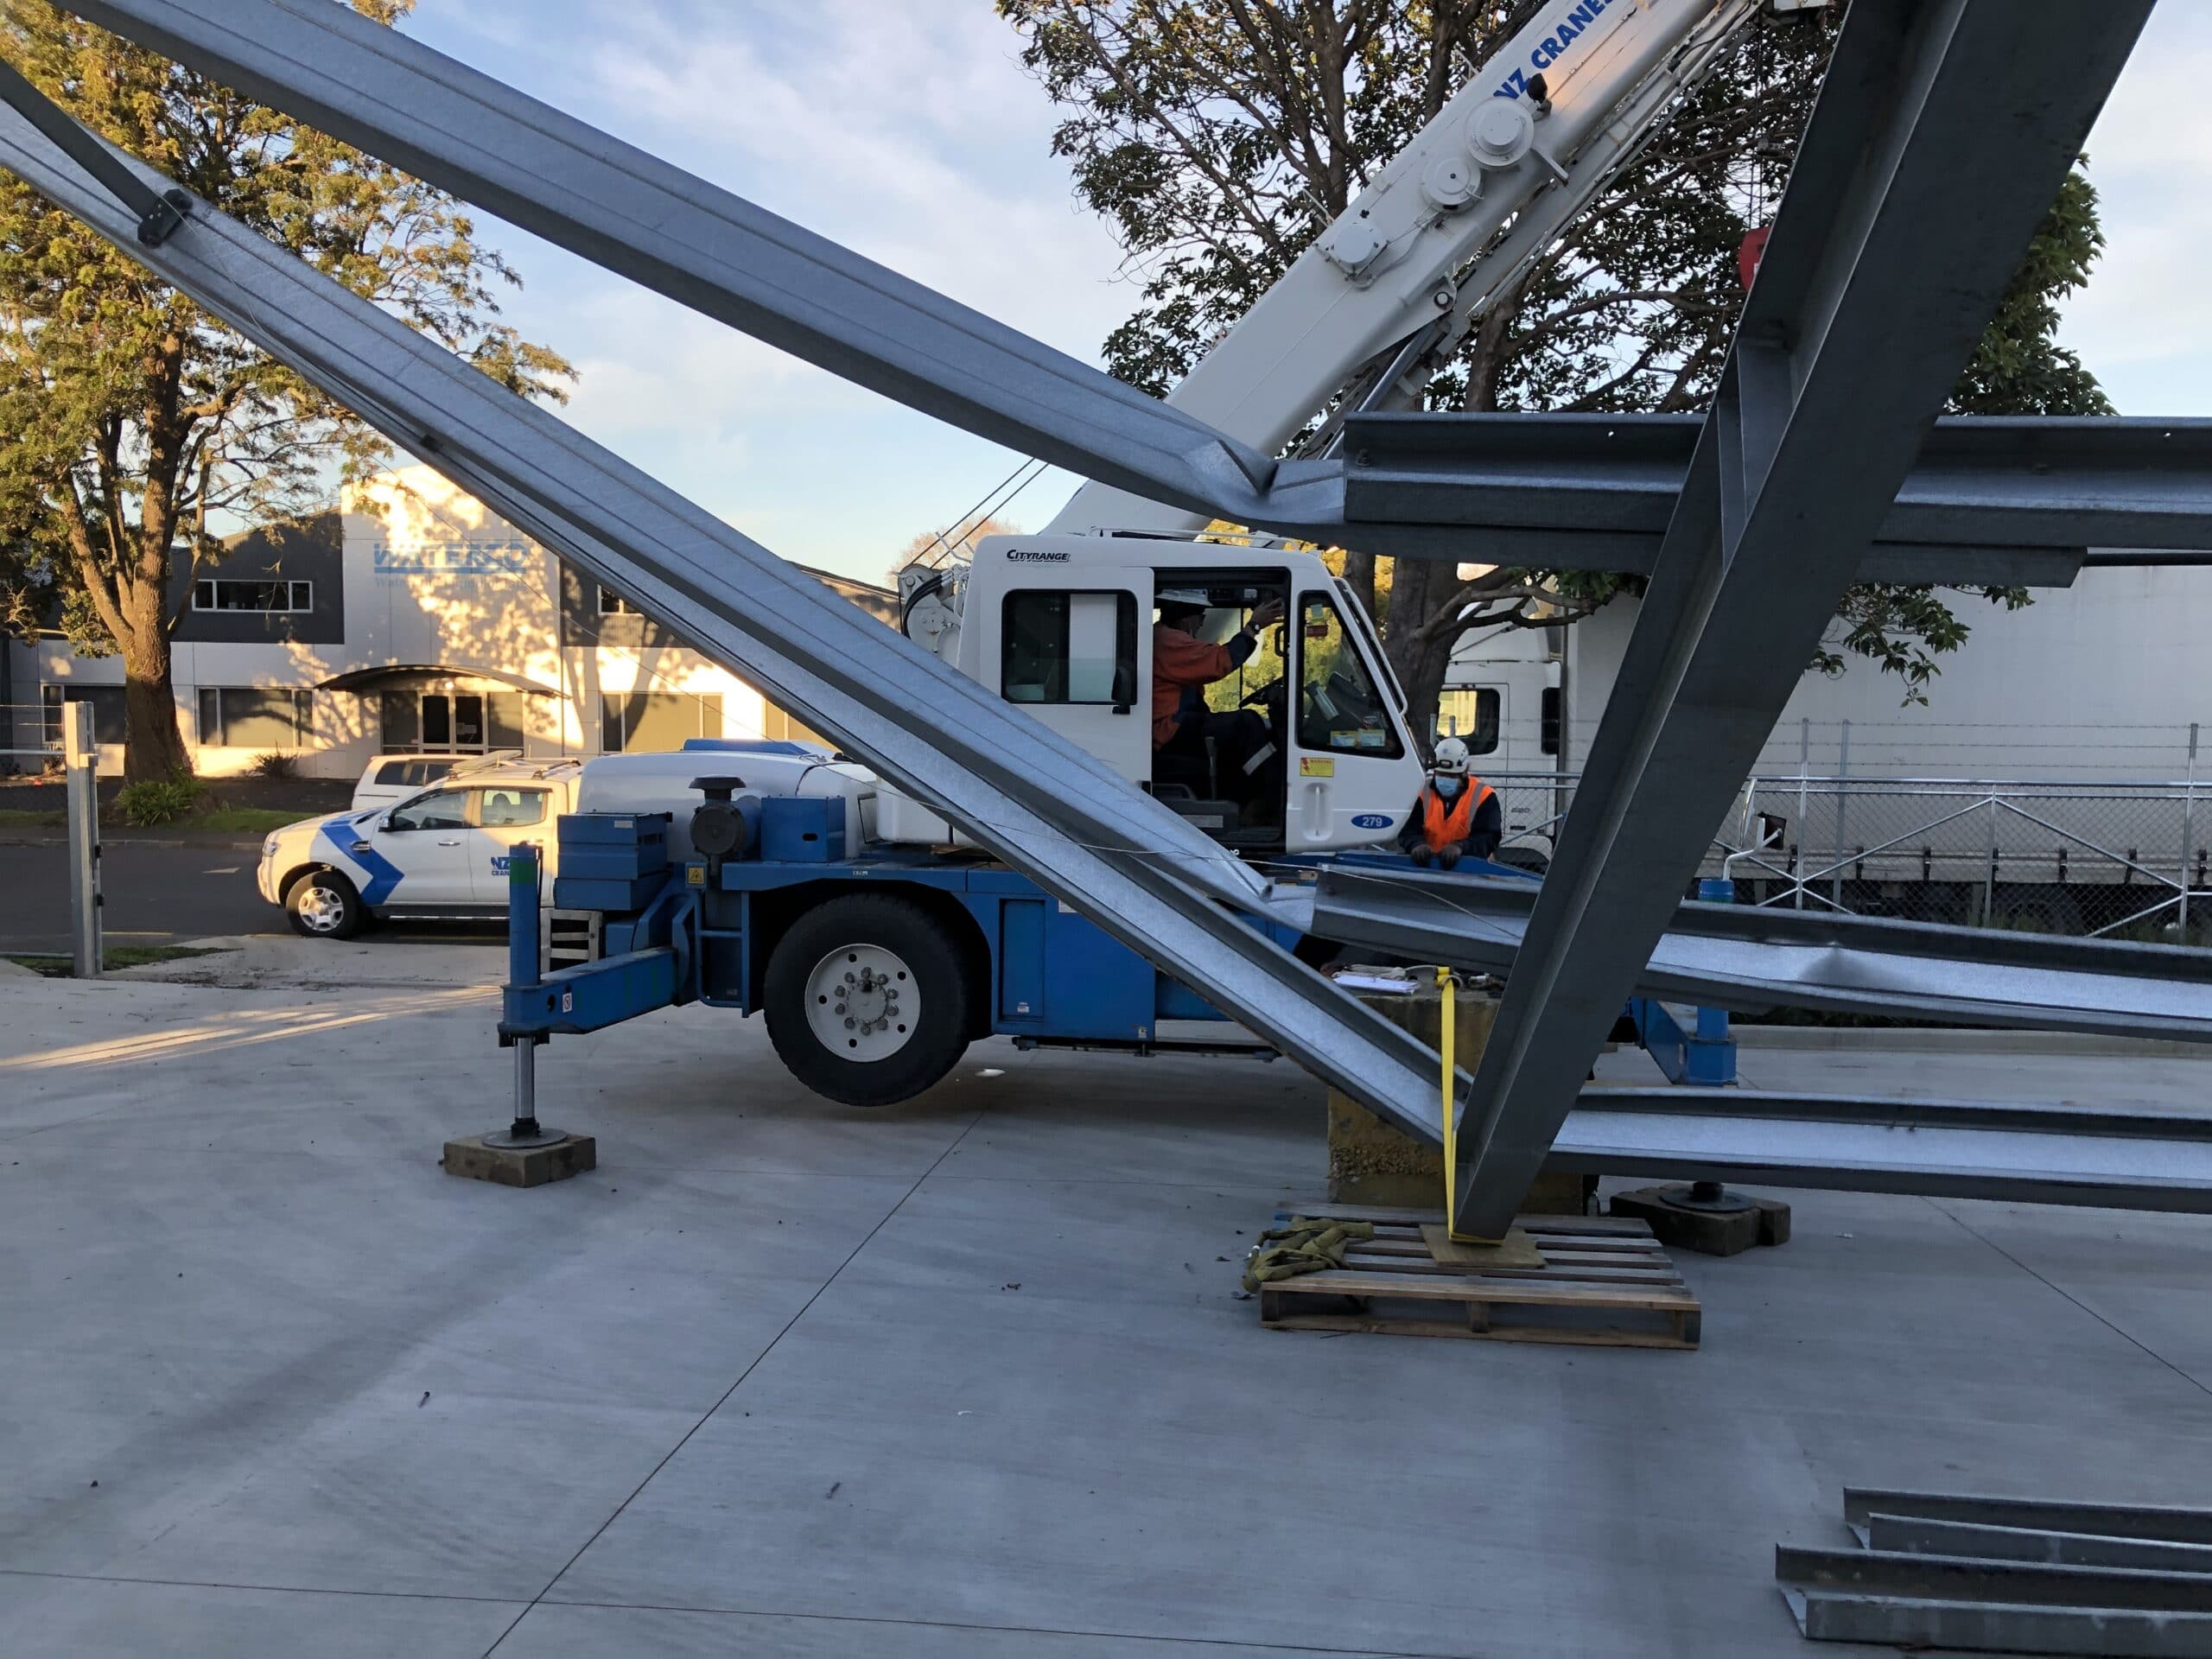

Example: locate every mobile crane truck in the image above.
[472,0,1798,1108]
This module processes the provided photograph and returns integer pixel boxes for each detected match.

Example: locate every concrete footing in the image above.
[1610,1185,1791,1256]
[441,1131,597,1188]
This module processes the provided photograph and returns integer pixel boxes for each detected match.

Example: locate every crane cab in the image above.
[920,533,1425,855]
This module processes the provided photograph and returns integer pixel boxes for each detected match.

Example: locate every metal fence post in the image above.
[1795,718,1811,909]
[63,700,100,977]
[1833,719,1850,911]
[2183,722,2200,939]
[1982,793,1999,928]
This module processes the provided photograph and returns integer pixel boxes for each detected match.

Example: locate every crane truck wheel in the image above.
[763,894,972,1108]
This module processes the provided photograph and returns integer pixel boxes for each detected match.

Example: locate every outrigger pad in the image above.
[442,1132,597,1188]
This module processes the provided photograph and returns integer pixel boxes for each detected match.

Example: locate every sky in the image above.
[400,0,2212,588]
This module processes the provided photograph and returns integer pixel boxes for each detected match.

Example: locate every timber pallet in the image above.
[1256,1205,1700,1350]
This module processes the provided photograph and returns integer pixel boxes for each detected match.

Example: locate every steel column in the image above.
[1450,0,2157,1240]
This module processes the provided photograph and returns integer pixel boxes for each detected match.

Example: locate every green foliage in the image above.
[1001,1,2113,718]
[245,750,302,780]
[114,776,209,826]
[0,2,571,777]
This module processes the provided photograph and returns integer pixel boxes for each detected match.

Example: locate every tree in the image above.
[1000,0,2112,730]
[896,513,1023,575]
[0,2,570,779]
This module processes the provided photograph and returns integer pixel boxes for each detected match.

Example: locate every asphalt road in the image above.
[0,840,499,955]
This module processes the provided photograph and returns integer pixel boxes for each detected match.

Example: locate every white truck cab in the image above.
[899,531,1424,854]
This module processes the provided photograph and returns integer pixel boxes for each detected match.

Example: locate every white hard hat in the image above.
[1432,736,1471,776]
[1155,588,1211,609]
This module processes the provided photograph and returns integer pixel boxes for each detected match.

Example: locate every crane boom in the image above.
[1047,0,1781,540]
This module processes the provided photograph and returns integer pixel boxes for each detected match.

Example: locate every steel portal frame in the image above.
[54,0,2212,584]
[1449,0,2159,1238]
[5,0,2202,1222]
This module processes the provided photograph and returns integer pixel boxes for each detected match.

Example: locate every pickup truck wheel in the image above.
[286,868,363,939]
[765,894,970,1107]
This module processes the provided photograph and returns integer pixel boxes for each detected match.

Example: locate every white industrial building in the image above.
[3,466,893,777]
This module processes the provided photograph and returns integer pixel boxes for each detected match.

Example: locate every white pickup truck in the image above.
[256,741,874,938]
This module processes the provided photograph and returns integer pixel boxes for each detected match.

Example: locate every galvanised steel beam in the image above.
[1449,0,2157,1241]
[60,1,2199,582]
[0,94,1456,1145]
[1555,1088,2212,1213]
[1344,412,2212,564]
[1307,868,2212,1044]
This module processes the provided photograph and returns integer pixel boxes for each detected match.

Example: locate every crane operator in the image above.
[1398,736,1501,868]
[1152,589,1285,804]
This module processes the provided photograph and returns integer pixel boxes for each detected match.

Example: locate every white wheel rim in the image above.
[297,884,347,932]
[804,943,917,1061]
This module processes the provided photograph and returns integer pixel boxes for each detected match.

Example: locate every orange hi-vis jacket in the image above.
[1416,779,1495,852]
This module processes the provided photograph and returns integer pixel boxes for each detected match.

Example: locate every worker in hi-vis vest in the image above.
[1397,735,1501,868]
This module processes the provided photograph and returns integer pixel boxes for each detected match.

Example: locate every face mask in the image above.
[1433,775,1464,798]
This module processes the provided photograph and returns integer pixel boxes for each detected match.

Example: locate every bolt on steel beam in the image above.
[1448,0,2158,1242]
[0,90,1452,1145]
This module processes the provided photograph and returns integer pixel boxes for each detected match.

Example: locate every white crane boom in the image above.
[1046,0,1782,541]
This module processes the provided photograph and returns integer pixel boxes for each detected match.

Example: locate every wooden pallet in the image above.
[1255,1207,1700,1349]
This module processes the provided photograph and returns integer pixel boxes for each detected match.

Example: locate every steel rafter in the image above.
[1449,0,2158,1241]
[1307,868,2212,1046]
[1341,410,2212,575]
[0,93,1456,1146]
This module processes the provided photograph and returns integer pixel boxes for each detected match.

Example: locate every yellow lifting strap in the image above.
[1437,964,1463,1242]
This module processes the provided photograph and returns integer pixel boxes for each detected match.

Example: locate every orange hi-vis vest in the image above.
[1418,779,1494,852]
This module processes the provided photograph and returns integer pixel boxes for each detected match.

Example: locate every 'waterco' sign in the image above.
[371,538,536,580]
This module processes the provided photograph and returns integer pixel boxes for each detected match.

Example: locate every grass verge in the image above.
[3,944,232,978]
[0,805,300,835]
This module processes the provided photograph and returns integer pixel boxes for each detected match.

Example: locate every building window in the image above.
[1433,688,1500,754]
[601,691,721,753]
[194,578,312,613]
[196,687,313,748]
[41,684,127,747]
[598,588,640,615]
[1001,590,1137,705]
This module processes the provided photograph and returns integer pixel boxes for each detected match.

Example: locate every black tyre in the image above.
[285,868,364,939]
[763,894,973,1107]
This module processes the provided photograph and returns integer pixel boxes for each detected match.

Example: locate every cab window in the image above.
[385,790,467,832]
[1435,688,1501,754]
[1002,590,1136,705]
[474,786,548,828]
[1296,594,1402,758]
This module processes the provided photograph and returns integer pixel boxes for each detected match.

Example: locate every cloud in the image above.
[2061,9,2212,397]
[584,0,1130,358]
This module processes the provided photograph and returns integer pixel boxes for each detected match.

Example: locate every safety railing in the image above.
[1475,770,2211,942]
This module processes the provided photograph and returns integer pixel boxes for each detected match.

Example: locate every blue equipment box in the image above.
[760,796,844,862]
[556,812,670,881]
[553,872,668,912]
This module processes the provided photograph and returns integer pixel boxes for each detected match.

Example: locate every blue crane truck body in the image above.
[498,791,1736,1109]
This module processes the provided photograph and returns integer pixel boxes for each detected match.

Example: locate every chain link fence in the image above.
[1481,769,2212,944]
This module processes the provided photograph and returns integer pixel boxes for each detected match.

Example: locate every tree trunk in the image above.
[116,576,190,782]
[1381,288,1526,748]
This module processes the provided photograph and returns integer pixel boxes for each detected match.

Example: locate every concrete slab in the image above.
[0,1573,518,1657]
[3,961,2209,1656]
[500,1600,1324,1656]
